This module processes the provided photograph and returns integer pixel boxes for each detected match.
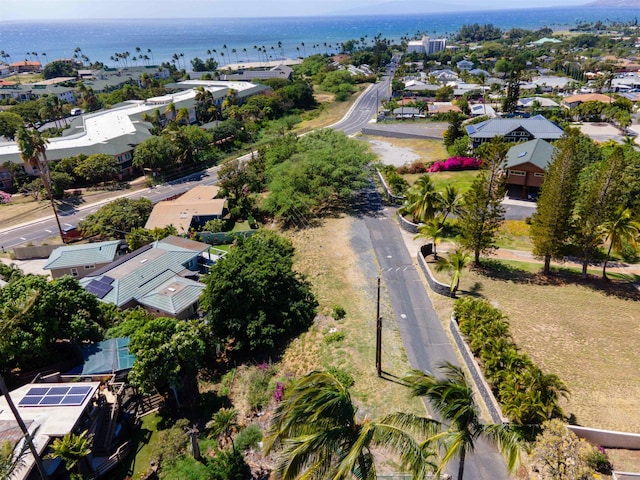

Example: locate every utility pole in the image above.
[375,277,382,377]
[0,375,49,479]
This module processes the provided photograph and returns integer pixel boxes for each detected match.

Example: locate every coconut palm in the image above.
[207,408,239,450]
[600,206,640,279]
[414,217,444,258]
[439,185,462,223]
[16,126,65,242]
[264,370,439,480]
[403,363,522,480]
[434,247,471,293]
[46,430,93,478]
[404,175,441,223]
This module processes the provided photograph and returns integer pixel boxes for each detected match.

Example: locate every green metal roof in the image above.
[44,240,123,270]
[137,277,205,315]
[504,138,557,171]
[81,337,135,375]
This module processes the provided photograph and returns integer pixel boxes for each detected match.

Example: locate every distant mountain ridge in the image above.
[585,0,640,6]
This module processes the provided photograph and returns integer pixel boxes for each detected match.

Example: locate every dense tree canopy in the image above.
[42,61,76,79]
[0,112,23,140]
[133,135,177,172]
[78,197,153,239]
[201,230,317,354]
[261,129,374,226]
[0,275,104,375]
[74,153,120,184]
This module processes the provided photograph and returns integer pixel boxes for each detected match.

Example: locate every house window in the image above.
[84,264,95,270]
[509,170,526,176]
[70,268,78,277]
[534,173,545,178]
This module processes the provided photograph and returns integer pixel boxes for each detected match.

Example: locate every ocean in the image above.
[1,7,637,68]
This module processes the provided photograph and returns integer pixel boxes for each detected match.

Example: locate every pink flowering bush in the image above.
[429,157,482,172]
[0,191,10,204]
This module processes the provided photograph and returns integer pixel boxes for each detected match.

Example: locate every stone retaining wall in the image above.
[398,212,420,234]
[13,244,59,259]
[416,247,454,298]
[450,315,508,425]
[362,127,443,141]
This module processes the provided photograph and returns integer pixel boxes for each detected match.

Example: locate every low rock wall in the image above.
[416,248,454,298]
[375,169,405,205]
[449,315,508,424]
[568,425,640,450]
[397,212,419,234]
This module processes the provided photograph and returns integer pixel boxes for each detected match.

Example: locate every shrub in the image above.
[429,156,481,172]
[327,367,354,388]
[331,305,346,320]
[324,330,345,344]
[207,448,250,480]
[397,161,429,175]
[202,219,226,233]
[0,191,11,204]
[587,445,613,475]
[234,424,263,451]
[155,418,190,466]
[246,364,276,411]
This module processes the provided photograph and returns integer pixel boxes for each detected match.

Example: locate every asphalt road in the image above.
[361,182,510,479]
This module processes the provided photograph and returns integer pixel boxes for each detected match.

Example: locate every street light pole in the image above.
[375,277,382,377]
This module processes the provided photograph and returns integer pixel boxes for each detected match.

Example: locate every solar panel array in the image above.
[85,276,115,299]
[18,385,94,407]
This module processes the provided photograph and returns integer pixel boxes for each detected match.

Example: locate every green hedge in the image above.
[454,297,568,426]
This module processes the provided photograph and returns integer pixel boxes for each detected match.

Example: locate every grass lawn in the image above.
[426,257,640,434]
[104,412,162,480]
[496,220,533,251]
[403,170,480,193]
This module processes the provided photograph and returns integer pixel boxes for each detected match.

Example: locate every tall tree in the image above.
[16,126,65,242]
[530,129,592,274]
[73,153,119,185]
[403,363,522,480]
[572,146,629,278]
[264,370,439,480]
[458,137,507,264]
[201,230,317,354]
[404,175,441,223]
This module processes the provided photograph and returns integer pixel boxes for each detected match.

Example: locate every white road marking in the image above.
[20,237,26,240]
[45,229,52,233]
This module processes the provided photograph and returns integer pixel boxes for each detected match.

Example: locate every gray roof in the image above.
[504,138,557,171]
[137,276,205,315]
[80,236,208,310]
[44,240,123,270]
[466,115,564,140]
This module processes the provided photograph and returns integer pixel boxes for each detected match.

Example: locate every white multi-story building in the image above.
[406,36,447,55]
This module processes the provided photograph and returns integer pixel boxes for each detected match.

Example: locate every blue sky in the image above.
[1,0,587,21]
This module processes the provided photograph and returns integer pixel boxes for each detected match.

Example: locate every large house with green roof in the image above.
[79,236,209,319]
[465,115,564,149]
[44,239,127,279]
[503,138,557,199]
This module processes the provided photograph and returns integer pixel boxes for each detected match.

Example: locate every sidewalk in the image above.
[393,208,640,276]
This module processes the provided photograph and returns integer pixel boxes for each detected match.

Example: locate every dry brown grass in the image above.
[282,215,425,419]
[294,84,369,134]
[0,184,148,229]
[365,136,449,165]
[428,263,640,433]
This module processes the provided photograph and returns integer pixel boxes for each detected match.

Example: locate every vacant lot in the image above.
[427,261,640,433]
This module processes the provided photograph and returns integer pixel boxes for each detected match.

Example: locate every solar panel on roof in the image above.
[18,384,94,407]
[102,276,115,285]
[86,279,113,299]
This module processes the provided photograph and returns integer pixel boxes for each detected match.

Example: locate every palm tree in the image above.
[207,407,239,450]
[403,363,522,480]
[415,217,444,258]
[434,247,471,294]
[16,126,65,242]
[600,206,640,279]
[404,175,441,223]
[439,185,462,223]
[264,370,439,480]
[46,430,93,478]
[0,435,31,480]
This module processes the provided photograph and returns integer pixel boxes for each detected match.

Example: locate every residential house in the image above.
[465,115,564,148]
[428,102,461,115]
[79,236,209,319]
[503,138,557,199]
[469,103,497,117]
[393,106,423,119]
[9,60,41,73]
[0,373,129,480]
[144,185,226,234]
[518,97,560,109]
[44,240,127,279]
[457,60,474,71]
[561,93,613,109]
